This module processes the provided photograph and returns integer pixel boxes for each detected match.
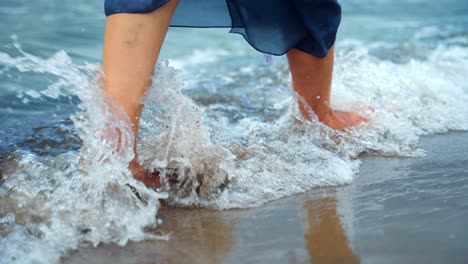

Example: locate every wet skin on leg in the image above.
[287,47,367,130]
[102,0,179,187]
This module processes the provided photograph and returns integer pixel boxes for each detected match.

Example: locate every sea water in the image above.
[0,0,467,263]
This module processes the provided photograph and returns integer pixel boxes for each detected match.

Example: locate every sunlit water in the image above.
[1,0,467,263]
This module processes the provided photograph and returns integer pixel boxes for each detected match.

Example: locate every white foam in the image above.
[0,38,467,262]
[0,48,167,263]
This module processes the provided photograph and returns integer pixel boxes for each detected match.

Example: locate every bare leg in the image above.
[102,0,179,187]
[287,47,367,130]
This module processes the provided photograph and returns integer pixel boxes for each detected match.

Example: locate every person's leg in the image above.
[287,47,366,130]
[102,0,179,187]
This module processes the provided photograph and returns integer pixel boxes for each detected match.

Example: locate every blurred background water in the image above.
[0,0,467,263]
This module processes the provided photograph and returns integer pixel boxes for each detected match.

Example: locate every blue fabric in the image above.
[104,0,341,58]
[104,0,169,16]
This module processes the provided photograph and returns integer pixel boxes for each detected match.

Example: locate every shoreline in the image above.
[63,132,468,264]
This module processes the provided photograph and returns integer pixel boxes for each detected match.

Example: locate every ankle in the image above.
[300,99,331,122]
[313,104,331,122]
[129,160,144,179]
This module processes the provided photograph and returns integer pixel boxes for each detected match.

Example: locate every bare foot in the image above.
[321,109,369,130]
[129,160,161,188]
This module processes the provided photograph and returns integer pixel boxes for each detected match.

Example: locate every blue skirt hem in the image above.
[104,0,341,58]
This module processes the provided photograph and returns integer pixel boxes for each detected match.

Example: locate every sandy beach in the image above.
[62,132,468,264]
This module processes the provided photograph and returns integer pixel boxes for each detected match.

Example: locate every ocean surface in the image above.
[0,0,467,263]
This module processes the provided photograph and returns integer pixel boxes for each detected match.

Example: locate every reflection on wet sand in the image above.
[64,191,358,264]
[154,207,235,264]
[302,196,360,264]
[63,206,235,264]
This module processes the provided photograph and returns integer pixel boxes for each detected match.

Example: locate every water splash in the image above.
[0,37,467,263]
[0,46,167,263]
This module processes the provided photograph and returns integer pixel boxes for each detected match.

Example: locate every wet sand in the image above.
[63,132,468,264]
